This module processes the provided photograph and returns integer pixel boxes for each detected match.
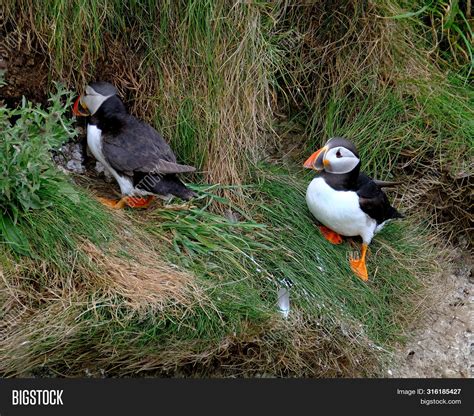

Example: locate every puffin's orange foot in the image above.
[97,196,155,209]
[349,252,369,281]
[125,196,155,209]
[319,226,343,245]
[97,197,127,209]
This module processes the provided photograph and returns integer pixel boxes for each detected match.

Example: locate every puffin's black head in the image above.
[72,81,125,117]
[303,137,360,174]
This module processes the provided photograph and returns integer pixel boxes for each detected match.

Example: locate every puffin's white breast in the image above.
[86,124,135,196]
[306,177,377,242]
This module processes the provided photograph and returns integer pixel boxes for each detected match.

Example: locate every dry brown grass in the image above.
[79,239,202,311]
[399,168,473,245]
[0,214,213,376]
[272,2,397,122]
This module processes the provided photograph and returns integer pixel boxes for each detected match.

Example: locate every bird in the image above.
[303,137,403,281]
[72,81,196,209]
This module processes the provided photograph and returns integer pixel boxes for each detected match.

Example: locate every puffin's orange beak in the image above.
[303,146,328,171]
[72,96,89,117]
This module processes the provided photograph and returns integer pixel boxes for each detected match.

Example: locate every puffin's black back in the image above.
[356,173,403,224]
[89,94,196,200]
[133,172,195,200]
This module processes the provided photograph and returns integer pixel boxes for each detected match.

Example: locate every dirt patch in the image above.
[0,24,49,106]
[0,50,48,105]
[388,247,473,378]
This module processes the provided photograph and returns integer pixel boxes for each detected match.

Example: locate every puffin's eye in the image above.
[336,150,342,158]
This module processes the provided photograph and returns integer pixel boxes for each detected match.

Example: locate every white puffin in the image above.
[303,137,402,281]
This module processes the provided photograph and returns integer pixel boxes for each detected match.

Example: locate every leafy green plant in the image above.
[0,84,79,252]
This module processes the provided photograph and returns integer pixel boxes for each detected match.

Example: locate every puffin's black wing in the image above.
[356,173,402,224]
[102,115,195,176]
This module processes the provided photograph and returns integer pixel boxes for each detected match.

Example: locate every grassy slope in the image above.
[0,93,435,375]
[0,158,436,377]
[1,0,471,376]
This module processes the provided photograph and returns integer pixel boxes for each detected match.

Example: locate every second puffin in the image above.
[303,137,403,281]
[73,81,196,209]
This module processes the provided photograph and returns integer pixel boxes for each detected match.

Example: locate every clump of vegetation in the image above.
[0,84,117,280]
[0,84,78,252]
[0,86,75,203]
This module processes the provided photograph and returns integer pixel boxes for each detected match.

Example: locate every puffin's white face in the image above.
[303,139,360,174]
[323,146,360,174]
[80,85,114,115]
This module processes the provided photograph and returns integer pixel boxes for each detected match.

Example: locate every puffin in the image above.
[303,137,403,281]
[72,81,196,209]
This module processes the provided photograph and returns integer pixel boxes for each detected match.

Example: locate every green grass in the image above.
[2,175,432,377]
[116,173,428,351]
[6,190,115,269]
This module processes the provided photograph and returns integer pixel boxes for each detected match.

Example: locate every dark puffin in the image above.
[72,81,196,209]
[303,137,403,281]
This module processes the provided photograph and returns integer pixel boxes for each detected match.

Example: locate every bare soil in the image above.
[388,246,473,378]
[0,26,48,107]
